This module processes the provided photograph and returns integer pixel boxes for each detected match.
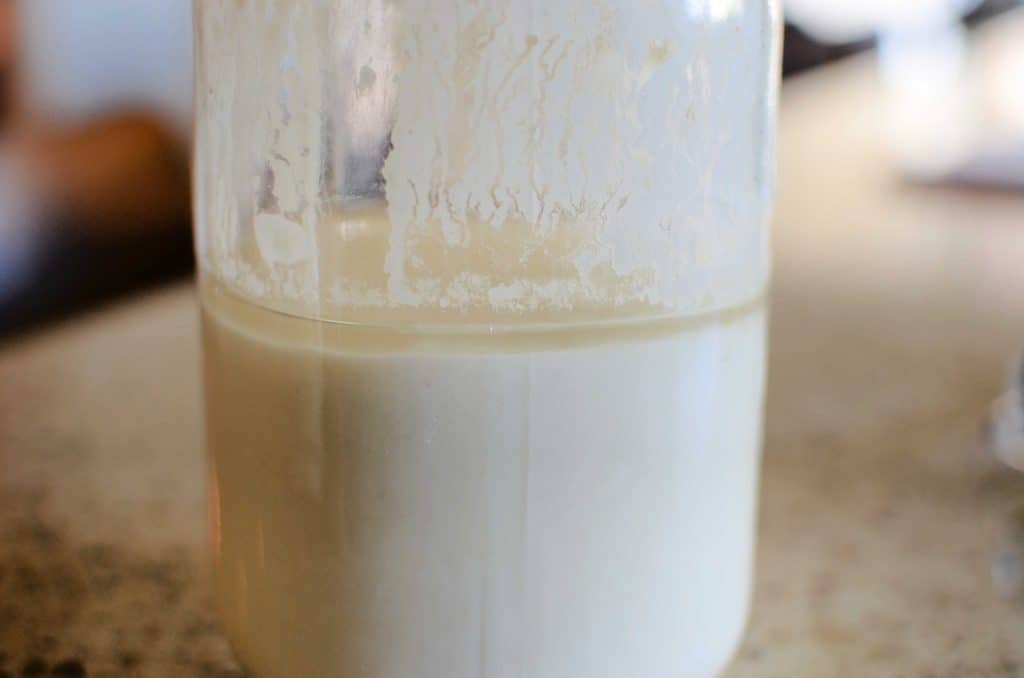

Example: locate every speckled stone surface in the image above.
[0,288,239,677]
[3,60,1024,678]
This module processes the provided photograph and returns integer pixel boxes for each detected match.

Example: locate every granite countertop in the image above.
[4,61,1024,677]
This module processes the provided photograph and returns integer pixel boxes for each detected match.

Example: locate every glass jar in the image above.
[195,1,779,676]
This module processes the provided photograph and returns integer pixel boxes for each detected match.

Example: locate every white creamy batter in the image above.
[203,282,765,678]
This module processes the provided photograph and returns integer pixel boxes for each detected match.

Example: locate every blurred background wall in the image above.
[0,0,1020,341]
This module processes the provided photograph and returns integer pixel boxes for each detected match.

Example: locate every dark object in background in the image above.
[0,215,192,342]
[28,113,191,239]
[0,113,192,342]
[783,23,871,77]
[782,0,1019,77]
[968,0,1023,25]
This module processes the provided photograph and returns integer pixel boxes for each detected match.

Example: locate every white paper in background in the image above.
[785,0,984,42]
[18,0,193,136]
[889,7,1024,187]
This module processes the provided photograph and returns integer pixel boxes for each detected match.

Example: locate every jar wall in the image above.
[194,0,780,327]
